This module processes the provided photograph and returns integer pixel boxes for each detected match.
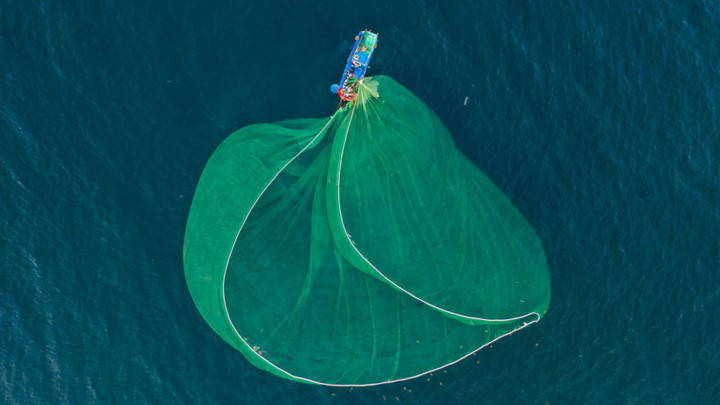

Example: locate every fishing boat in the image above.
[330,30,378,101]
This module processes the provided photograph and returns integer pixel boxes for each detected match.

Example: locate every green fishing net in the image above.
[183,76,550,386]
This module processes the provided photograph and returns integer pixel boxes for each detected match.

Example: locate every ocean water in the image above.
[1,0,719,403]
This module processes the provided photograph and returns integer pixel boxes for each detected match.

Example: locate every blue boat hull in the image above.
[331,30,378,101]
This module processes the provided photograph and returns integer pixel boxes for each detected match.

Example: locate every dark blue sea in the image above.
[2,0,719,403]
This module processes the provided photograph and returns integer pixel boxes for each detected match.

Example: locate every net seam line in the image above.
[220,102,541,387]
[335,98,537,324]
[221,114,338,383]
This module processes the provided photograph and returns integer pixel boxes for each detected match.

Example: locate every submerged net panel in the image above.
[182,117,334,371]
[184,76,550,385]
[328,78,549,322]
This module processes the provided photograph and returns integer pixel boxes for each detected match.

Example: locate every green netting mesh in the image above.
[183,76,550,386]
[359,32,377,52]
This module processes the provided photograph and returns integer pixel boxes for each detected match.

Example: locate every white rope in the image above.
[222,114,338,382]
[334,103,537,324]
[220,105,541,386]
